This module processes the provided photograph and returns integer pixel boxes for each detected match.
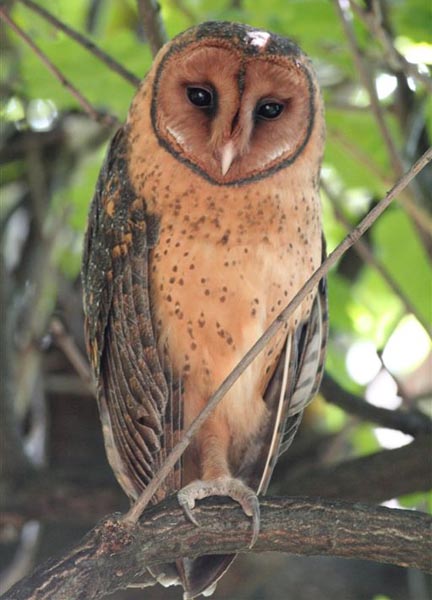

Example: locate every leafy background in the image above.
[1,1,431,599]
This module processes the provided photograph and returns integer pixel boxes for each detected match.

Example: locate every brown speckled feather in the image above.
[82,127,182,501]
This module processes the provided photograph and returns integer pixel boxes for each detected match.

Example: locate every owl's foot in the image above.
[177,477,260,548]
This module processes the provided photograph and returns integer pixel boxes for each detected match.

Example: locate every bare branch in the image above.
[333,0,432,241]
[17,0,140,87]
[171,0,196,24]
[349,0,432,93]
[321,180,432,334]
[137,0,167,57]
[334,0,404,176]
[277,435,432,503]
[0,7,119,127]
[321,374,432,437]
[329,129,432,236]
[6,497,431,599]
[49,319,95,395]
[124,147,432,525]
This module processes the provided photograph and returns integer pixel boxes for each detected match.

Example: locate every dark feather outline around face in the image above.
[150,22,318,187]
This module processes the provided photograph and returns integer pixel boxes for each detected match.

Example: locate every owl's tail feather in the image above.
[176,555,236,598]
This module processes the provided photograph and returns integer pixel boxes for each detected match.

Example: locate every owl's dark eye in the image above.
[187,86,214,108]
[256,100,285,120]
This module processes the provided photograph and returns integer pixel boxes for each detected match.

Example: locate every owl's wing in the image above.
[82,127,181,502]
[247,275,328,494]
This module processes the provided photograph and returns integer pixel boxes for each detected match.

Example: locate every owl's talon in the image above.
[178,490,201,527]
[177,478,260,548]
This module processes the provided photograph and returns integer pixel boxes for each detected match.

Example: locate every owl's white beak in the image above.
[220,141,236,176]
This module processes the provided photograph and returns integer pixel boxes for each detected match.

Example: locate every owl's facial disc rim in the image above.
[151,38,317,187]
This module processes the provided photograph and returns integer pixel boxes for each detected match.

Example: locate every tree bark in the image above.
[5,496,431,599]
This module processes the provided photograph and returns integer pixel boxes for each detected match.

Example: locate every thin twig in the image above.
[124,147,432,525]
[349,0,432,93]
[321,180,431,334]
[18,0,140,87]
[334,0,432,244]
[334,0,403,176]
[171,0,196,24]
[329,127,393,185]
[49,318,95,395]
[137,0,167,57]
[0,7,119,127]
[329,129,432,235]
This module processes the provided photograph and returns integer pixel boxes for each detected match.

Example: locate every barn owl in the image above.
[82,21,327,599]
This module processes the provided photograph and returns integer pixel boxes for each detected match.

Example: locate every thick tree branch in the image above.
[5,497,431,599]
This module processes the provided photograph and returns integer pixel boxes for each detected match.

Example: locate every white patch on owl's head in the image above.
[246,30,271,49]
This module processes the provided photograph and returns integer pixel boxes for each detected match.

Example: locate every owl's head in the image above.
[143,22,324,186]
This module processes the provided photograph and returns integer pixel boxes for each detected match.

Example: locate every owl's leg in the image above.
[178,477,260,547]
[177,417,260,548]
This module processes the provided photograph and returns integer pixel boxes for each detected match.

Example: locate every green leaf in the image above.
[371,207,432,329]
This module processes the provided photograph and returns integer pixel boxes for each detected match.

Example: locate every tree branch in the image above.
[0,7,118,127]
[333,0,432,241]
[321,374,432,436]
[2,437,429,525]
[276,435,432,503]
[334,0,404,177]
[49,319,95,395]
[17,0,140,87]
[6,497,431,599]
[349,0,432,93]
[137,0,167,57]
[321,180,431,334]
[124,147,432,524]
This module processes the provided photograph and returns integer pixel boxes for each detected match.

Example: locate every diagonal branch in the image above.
[137,0,168,57]
[0,7,119,127]
[321,179,431,334]
[277,434,432,503]
[321,374,432,436]
[333,0,432,243]
[124,147,432,525]
[334,0,404,177]
[17,0,140,87]
[348,0,432,93]
[6,497,432,599]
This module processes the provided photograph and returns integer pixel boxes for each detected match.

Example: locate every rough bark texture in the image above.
[5,496,431,599]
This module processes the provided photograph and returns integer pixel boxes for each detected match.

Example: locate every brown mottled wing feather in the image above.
[82,127,180,502]
[247,276,328,494]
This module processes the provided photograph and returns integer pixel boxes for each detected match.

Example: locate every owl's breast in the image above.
[147,179,321,437]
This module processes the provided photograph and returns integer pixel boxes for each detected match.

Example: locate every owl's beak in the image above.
[220,141,236,176]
